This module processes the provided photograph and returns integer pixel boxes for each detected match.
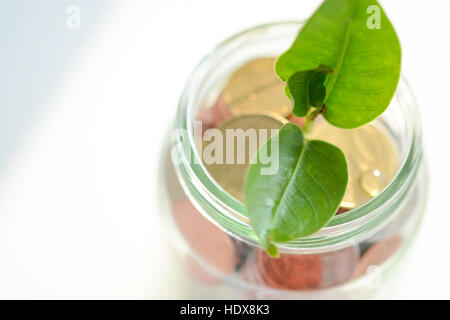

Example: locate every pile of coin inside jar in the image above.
[169,57,402,294]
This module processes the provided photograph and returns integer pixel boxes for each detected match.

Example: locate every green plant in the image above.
[244,0,401,257]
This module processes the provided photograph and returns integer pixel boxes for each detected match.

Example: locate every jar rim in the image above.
[173,21,423,252]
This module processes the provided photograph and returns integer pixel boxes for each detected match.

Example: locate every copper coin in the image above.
[231,238,251,271]
[319,246,360,288]
[241,250,280,299]
[241,250,266,286]
[196,106,216,133]
[184,256,223,285]
[172,199,238,276]
[257,249,323,290]
[213,95,232,127]
[336,207,350,215]
[352,235,403,279]
[287,114,305,128]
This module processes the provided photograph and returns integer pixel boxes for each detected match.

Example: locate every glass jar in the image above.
[159,22,427,299]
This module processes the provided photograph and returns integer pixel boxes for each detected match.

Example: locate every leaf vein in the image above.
[333,85,395,94]
[324,0,357,102]
[294,186,320,229]
[303,168,333,210]
[339,68,392,77]
[270,140,307,222]
[303,152,339,186]
[290,47,322,65]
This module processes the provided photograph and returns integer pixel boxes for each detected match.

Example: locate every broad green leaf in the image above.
[276,0,401,129]
[287,65,333,116]
[245,123,348,257]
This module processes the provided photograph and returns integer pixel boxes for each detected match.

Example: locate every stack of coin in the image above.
[201,57,401,211]
[191,56,401,292]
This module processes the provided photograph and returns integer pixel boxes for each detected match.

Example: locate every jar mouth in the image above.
[174,21,423,251]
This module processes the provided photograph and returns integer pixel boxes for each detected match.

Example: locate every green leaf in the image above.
[287,65,333,117]
[245,123,348,257]
[276,0,401,129]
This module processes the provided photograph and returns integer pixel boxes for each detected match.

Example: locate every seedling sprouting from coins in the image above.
[245,0,401,257]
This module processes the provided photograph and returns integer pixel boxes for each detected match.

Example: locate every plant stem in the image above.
[302,104,326,135]
[302,114,314,134]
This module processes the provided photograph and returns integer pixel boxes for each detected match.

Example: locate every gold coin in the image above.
[308,119,398,209]
[202,113,286,202]
[223,58,292,117]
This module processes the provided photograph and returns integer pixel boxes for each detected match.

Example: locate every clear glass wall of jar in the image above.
[159,22,427,299]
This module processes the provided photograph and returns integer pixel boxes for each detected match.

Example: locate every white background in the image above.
[0,0,449,299]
